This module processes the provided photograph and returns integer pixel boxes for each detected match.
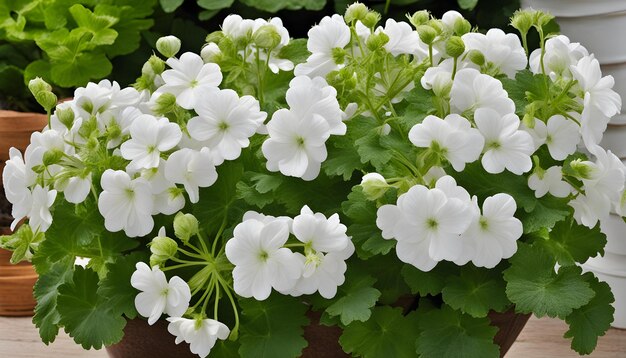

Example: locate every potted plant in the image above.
[1,3,621,357]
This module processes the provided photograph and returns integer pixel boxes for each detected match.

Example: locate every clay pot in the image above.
[489,308,532,357]
[0,109,48,176]
[106,318,195,358]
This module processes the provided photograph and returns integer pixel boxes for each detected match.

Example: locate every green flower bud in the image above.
[467,49,485,66]
[56,107,75,129]
[141,62,155,78]
[409,10,430,28]
[510,9,534,35]
[569,160,594,180]
[427,19,443,35]
[205,31,225,45]
[253,25,282,49]
[42,149,63,166]
[417,25,437,45]
[446,36,465,58]
[331,47,347,64]
[201,43,222,63]
[35,91,58,112]
[345,2,369,23]
[148,55,165,74]
[366,32,389,51]
[174,212,199,243]
[453,18,471,36]
[156,35,181,58]
[362,12,381,28]
[154,92,178,115]
[360,173,389,200]
[534,10,555,28]
[28,77,52,96]
[149,233,178,267]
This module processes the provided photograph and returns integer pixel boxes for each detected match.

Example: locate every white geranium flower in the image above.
[528,166,571,198]
[242,211,294,230]
[131,262,191,325]
[421,58,478,93]
[461,194,522,268]
[164,148,218,204]
[61,174,92,204]
[156,52,223,110]
[73,81,113,119]
[27,185,57,233]
[376,179,473,270]
[580,101,609,148]
[106,107,143,149]
[2,148,36,229]
[408,114,484,171]
[290,240,355,299]
[262,109,330,181]
[121,115,182,170]
[24,130,68,171]
[475,108,534,175]
[462,29,527,78]
[167,317,230,358]
[286,76,346,136]
[292,205,350,253]
[294,14,351,78]
[187,89,265,165]
[200,42,221,63]
[544,115,580,160]
[450,68,515,116]
[225,219,302,300]
[441,10,464,31]
[570,194,609,229]
[380,19,426,58]
[221,14,255,40]
[98,170,154,237]
[520,118,547,151]
[529,35,588,78]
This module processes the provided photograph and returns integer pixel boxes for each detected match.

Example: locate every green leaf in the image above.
[503,244,595,318]
[323,136,364,180]
[533,220,606,266]
[416,305,500,358]
[402,262,458,296]
[0,224,44,263]
[277,38,310,65]
[339,307,420,358]
[160,0,184,12]
[357,255,410,305]
[442,266,510,318]
[57,267,127,349]
[325,271,381,326]
[98,252,149,319]
[198,0,234,10]
[69,4,119,46]
[564,273,615,354]
[239,295,309,358]
[458,0,479,10]
[32,259,74,344]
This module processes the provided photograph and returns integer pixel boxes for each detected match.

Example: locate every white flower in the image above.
[290,240,355,299]
[441,11,465,32]
[262,109,330,181]
[27,185,57,233]
[544,115,580,160]
[61,174,92,204]
[2,148,36,230]
[24,130,68,170]
[519,118,547,151]
[361,173,386,186]
[459,194,523,268]
[131,262,191,325]
[292,205,350,253]
[242,210,293,229]
[164,148,218,204]
[156,52,223,110]
[294,14,351,78]
[450,68,515,116]
[462,29,527,78]
[167,317,230,358]
[221,14,255,40]
[187,89,265,165]
[380,19,426,58]
[105,107,143,149]
[570,194,609,229]
[475,108,534,175]
[421,58,477,93]
[286,76,346,136]
[121,114,182,170]
[376,179,473,270]
[98,169,154,237]
[528,166,571,198]
[225,218,302,300]
[423,166,447,186]
[529,35,588,78]
[201,42,221,63]
[408,114,484,171]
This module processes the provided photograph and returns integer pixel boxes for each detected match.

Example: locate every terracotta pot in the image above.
[0,109,48,177]
[489,308,532,357]
[106,318,196,358]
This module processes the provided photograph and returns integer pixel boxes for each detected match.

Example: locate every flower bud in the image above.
[42,149,63,166]
[361,173,389,200]
[201,43,222,63]
[534,10,555,28]
[569,160,593,180]
[366,32,389,51]
[35,91,58,112]
[377,123,391,136]
[141,62,155,78]
[409,10,430,28]
[417,25,437,45]
[253,25,282,49]
[510,9,534,35]
[28,77,52,95]
[331,47,347,65]
[150,233,178,267]
[174,212,199,243]
[56,107,75,129]
[345,2,369,23]
[148,55,165,74]
[453,18,471,36]
[427,19,443,35]
[205,31,225,45]
[362,12,381,28]
[467,49,485,66]
[153,92,178,115]
[156,35,181,58]
[446,36,465,58]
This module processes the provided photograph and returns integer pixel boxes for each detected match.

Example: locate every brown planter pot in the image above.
[108,306,530,358]
[0,109,48,177]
